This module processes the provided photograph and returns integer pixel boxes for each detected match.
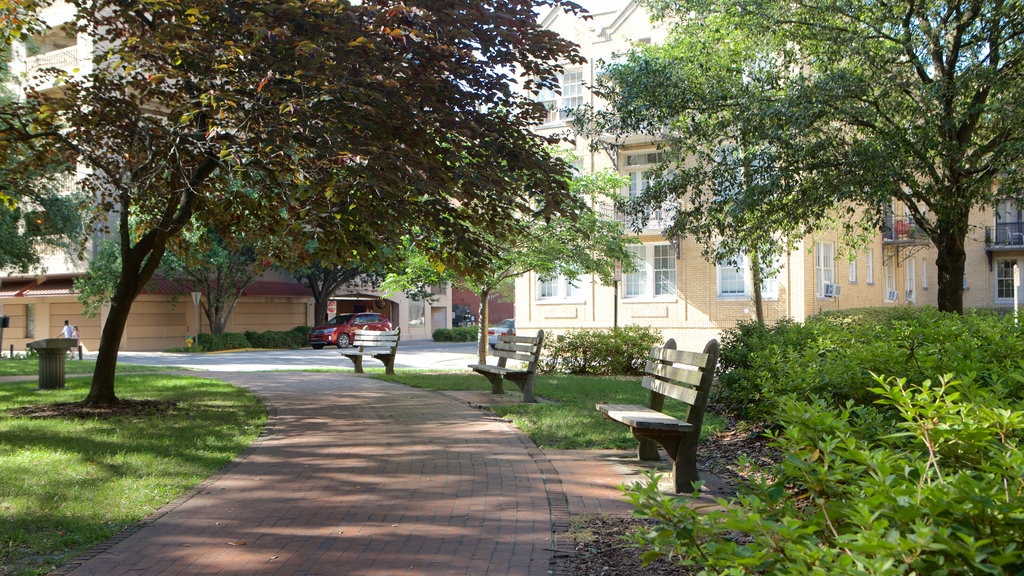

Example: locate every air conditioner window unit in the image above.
[887,290,899,301]
[906,289,915,301]
[823,283,836,297]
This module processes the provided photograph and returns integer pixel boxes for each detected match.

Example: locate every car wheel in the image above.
[336,333,351,348]
[311,344,324,350]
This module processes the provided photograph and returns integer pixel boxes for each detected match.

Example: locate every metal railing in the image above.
[25,45,80,80]
[595,199,677,232]
[881,213,928,242]
[986,223,1024,246]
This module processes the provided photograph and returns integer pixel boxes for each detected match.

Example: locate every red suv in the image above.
[307,312,392,349]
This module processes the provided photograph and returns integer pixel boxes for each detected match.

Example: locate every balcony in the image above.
[596,199,677,232]
[986,223,1024,247]
[881,213,928,244]
[25,44,81,89]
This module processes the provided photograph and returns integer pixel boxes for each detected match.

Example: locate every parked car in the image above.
[487,319,515,348]
[308,312,391,349]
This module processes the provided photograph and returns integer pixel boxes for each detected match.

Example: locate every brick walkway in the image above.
[53,372,647,576]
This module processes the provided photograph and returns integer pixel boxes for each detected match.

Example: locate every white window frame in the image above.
[718,255,748,299]
[559,68,584,118]
[883,260,897,301]
[866,250,875,285]
[537,274,584,302]
[905,258,916,303]
[921,258,928,289]
[848,257,858,284]
[815,242,835,298]
[717,252,780,300]
[624,244,676,300]
[996,258,1018,301]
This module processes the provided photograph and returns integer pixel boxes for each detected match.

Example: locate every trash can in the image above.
[27,338,79,390]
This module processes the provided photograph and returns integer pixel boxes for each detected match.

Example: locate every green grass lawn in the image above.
[0,374,266,576]
[375,370,727,450]
[0,358,173,378]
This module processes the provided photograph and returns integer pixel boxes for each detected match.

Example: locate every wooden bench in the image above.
[597,338,720,493]
[339,328,401,375]
[468,330,545,403]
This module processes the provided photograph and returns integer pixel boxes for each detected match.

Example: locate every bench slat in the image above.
[597,404,693,432]
[648,346,710,369]
[643,375,700,404]
[643,360,704,388]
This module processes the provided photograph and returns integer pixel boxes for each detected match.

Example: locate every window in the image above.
[408,300,425,326]
[815,242,835,297]
[866,250,875,285]
[536,68,584,124]
[883,260,897,301]
[849,257,858,284]
[624,244,676,299]
[905,259,916,302]
[717,253,780,300]
[718,255,747,298]
[921,258,928,289]
[996,259,1018,300]
[537,275,582,301]
[560,69,584,116]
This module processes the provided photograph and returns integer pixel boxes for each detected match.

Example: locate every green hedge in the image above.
[540,325,662,376]
[188,326,310,352]
[715,307,1024,421]
[432,326,479,342]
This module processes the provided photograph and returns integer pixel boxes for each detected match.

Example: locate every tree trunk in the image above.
[934,227,967,315]
[750,251,766,325]
[477,288,490,364]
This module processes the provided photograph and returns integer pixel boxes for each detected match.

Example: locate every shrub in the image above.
[196,332,251,352]
[540,325,662,376]
[714,307,1024,421]
[433,326,478,342]
[627,374,1024,575]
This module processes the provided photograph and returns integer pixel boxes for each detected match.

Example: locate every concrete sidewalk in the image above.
[51,371,649,576]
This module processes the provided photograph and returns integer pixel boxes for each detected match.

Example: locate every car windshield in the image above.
[328,314,355,325]
[496,319,514,328]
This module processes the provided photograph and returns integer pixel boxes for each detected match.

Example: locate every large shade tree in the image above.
[0,0,586,403]
[585,0,1024,315]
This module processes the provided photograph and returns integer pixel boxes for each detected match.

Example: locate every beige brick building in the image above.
[517,1,1021,350]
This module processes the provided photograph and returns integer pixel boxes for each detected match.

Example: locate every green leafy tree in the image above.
[160,227,262,335]
[288,258,382,327]
[584,0,1024,315]
[0,0,586,403]
[386,167,636,363]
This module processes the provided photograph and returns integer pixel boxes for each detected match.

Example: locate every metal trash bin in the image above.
[27,338,79,390]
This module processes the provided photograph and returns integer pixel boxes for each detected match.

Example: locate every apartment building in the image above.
[517,1,1021,350]
[0,1,456,352]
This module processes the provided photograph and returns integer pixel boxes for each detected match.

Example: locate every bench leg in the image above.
[635,431,698,493]
[637,438,662,461]
[375,354,396,375]
[508,374,537,403]
[484,373,505,395]
[348,355,364,373]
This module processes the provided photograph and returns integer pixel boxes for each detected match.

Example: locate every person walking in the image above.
[60,320,75,359]
[70,325,81,359]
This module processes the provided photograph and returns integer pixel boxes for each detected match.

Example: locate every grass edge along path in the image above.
[0,374,266,576]
[373,370,726,450]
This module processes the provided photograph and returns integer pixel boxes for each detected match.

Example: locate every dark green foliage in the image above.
[540,325,662,376]
[193,327,310,351]
[715,307,1024,422]
[628,375,1024,575]
[432,326,478,342]
[244,327,308,349]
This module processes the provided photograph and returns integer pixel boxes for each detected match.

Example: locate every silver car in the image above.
[487,319,515,348]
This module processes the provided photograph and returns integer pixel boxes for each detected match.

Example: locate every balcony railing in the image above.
[882,213,928,242]
[596,200,677,232]
[25,45,80,82]
[986,222,1024,246]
